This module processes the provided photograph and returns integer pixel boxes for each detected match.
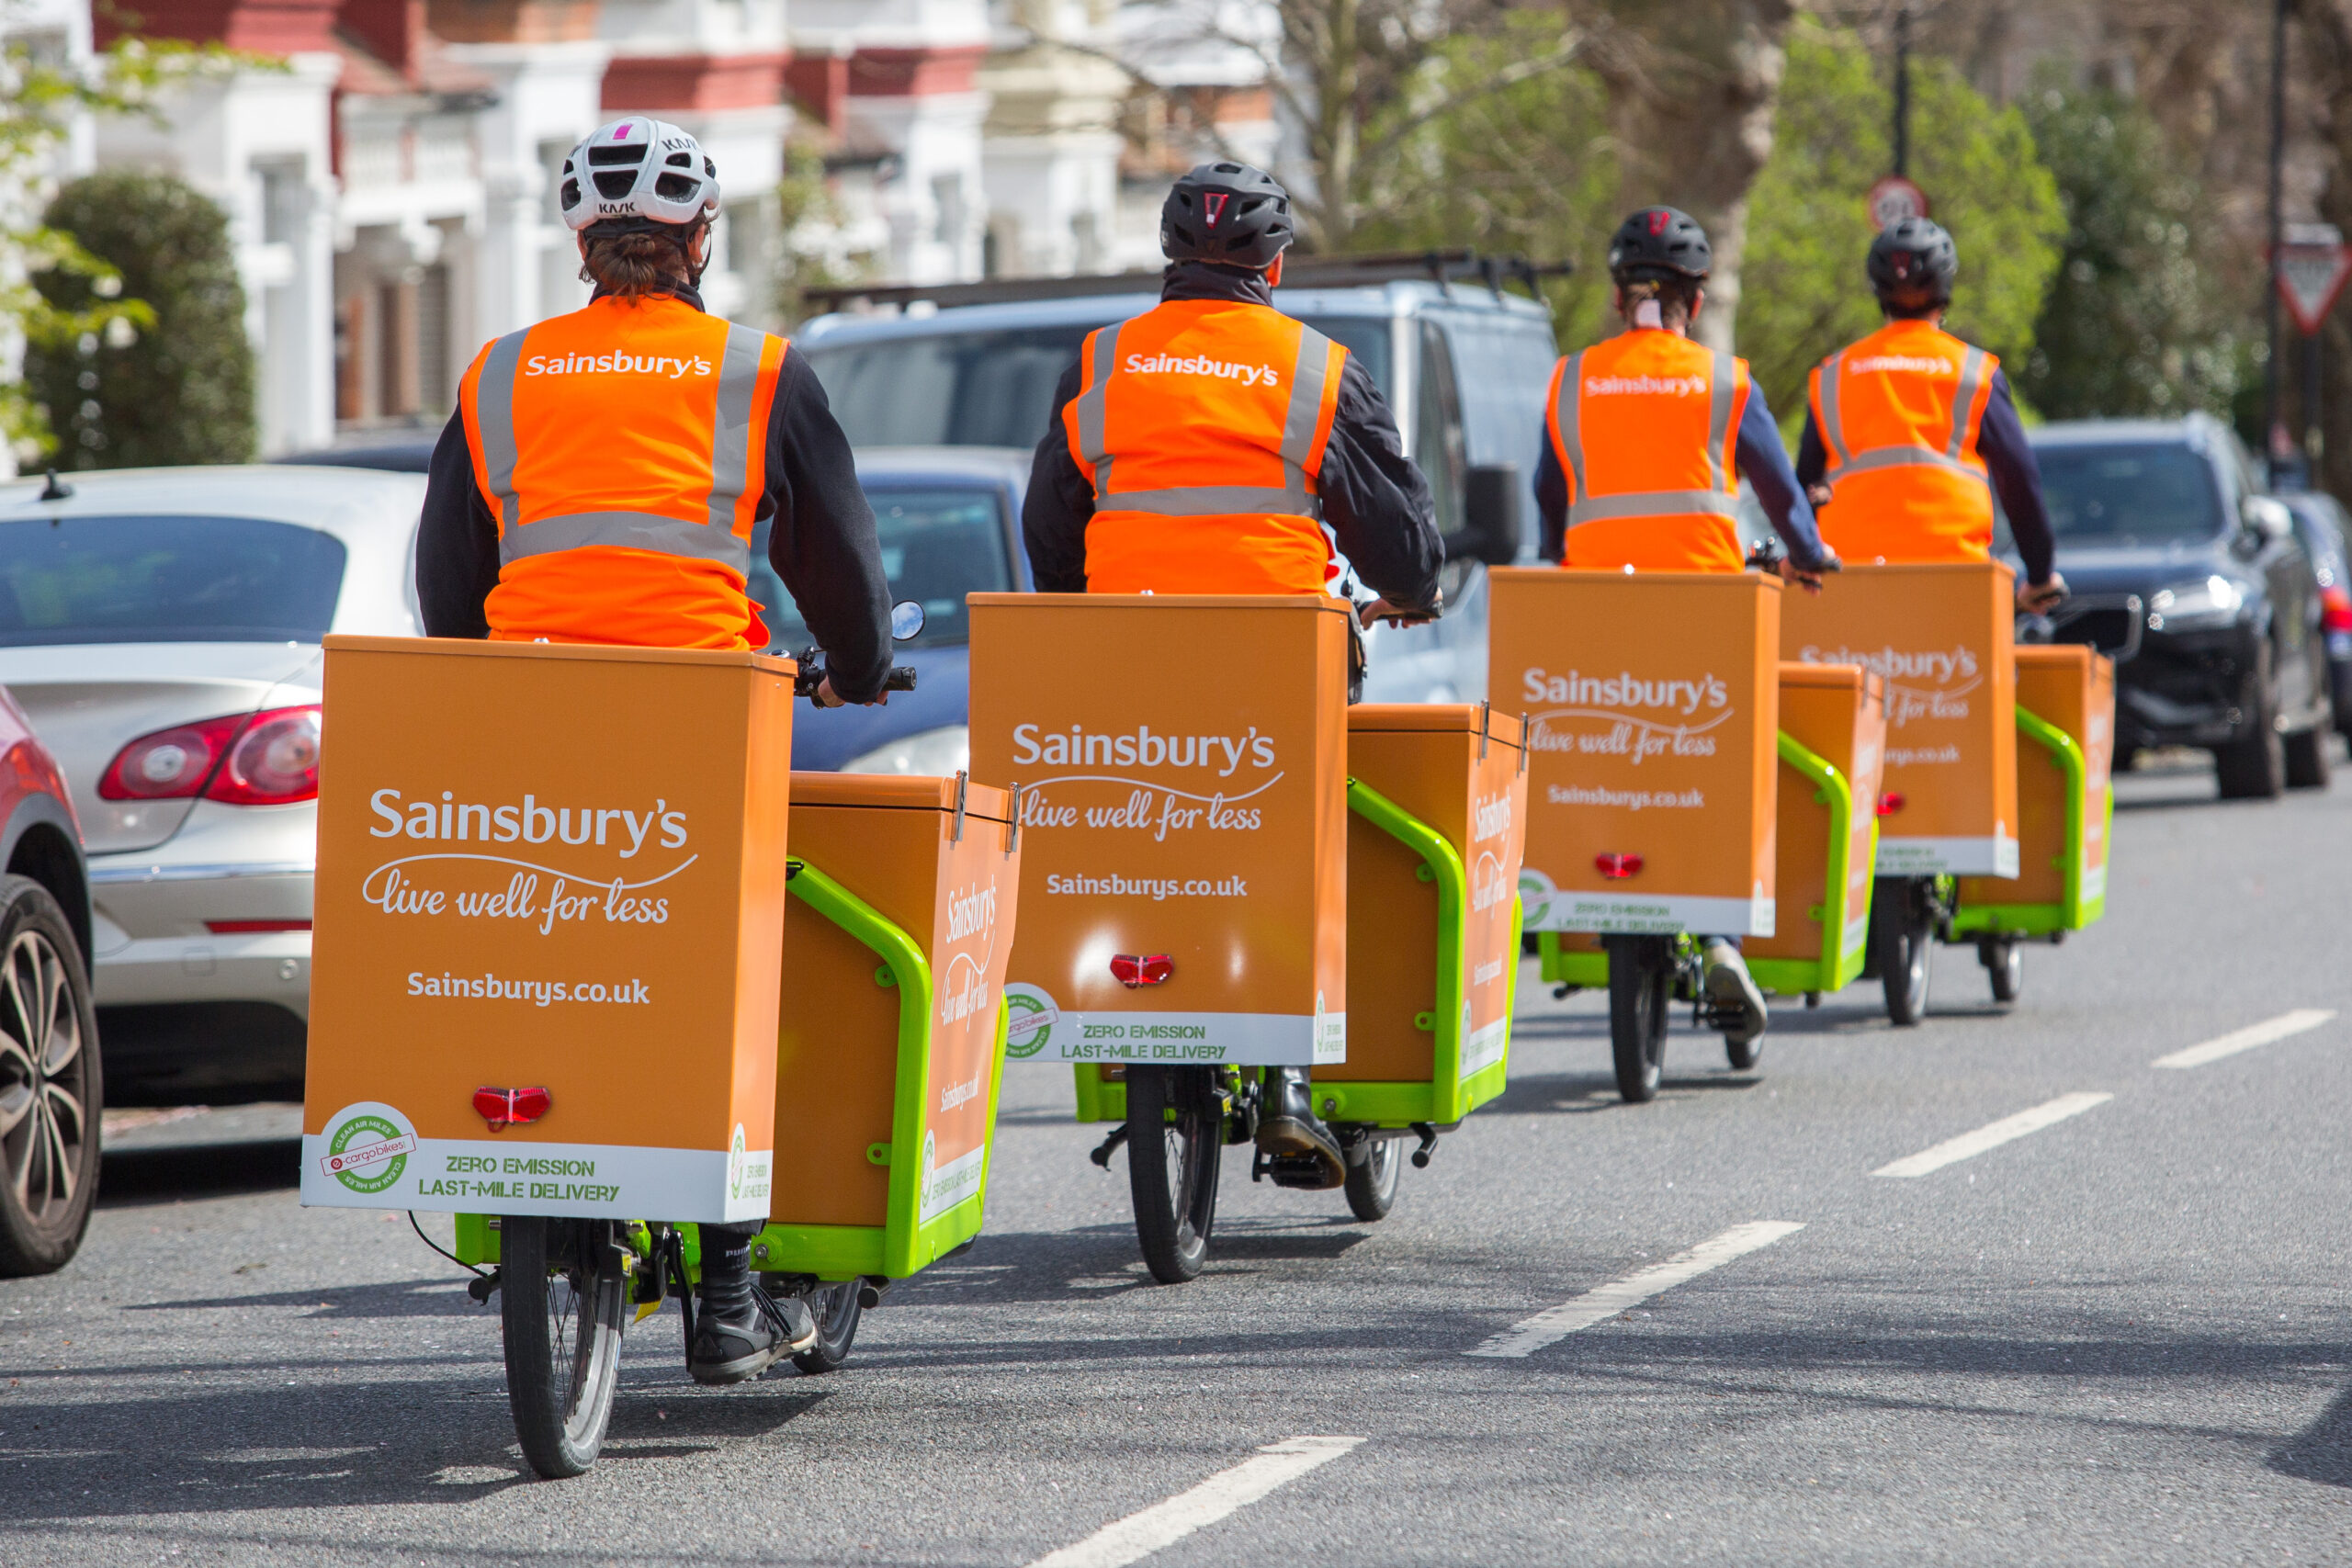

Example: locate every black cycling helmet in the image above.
[1607,206,1712,284]
[1868,216,1958,310]
[1161,162,1295,270]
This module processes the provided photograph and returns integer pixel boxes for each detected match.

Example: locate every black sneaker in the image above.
[688,1288,815,1386]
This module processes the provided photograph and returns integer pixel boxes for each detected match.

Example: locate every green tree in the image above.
[1739,24,2064,427]
[2016,74,2248,423]
[27,171,254,468]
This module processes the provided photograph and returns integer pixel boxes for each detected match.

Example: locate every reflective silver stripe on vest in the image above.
[1567,490,1741,525]
[1073,322,1121,494]
[1092,321,1336,521]
[496,511,752,573]
[1552,352,1588,500]
[1948,345,1989,457]
[1705,350,1736,491]
[1826,446,1988,484]
[704,323,767,530]
[1817,350,1851,467]
[473,328,532,534]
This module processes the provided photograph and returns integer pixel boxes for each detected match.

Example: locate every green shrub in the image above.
[27,171,255,468]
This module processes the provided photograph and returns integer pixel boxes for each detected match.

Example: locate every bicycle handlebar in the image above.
[791,649,919,705]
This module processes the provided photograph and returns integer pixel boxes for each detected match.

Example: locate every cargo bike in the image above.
[967,595,1530,1282]
[302,620,1025,1478]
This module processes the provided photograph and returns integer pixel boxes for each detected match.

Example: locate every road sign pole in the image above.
[2265,0,2288,480]
[2310,330,2325,465]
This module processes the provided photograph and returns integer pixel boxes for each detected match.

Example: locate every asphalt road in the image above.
[6,750,2352,1565]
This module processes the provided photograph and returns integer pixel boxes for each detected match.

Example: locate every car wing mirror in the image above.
[2242,495,2294,545]
[1447,464,1521,567]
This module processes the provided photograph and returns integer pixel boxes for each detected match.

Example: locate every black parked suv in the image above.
[2020,416,2332,799]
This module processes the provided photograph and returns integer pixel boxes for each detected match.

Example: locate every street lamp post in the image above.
[2264,0,2289,480]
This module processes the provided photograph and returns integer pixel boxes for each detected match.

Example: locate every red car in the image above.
[0,681,99,1277]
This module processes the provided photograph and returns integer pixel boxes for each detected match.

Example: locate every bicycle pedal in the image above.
[1262,1153,1330,1190]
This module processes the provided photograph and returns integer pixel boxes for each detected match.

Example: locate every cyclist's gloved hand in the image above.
[1359,589,1442,629]
[2017,572,2068,615]
[814,676,887,708]
[1777,547,1838,596]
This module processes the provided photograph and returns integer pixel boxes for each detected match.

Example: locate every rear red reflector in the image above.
[474,1086,551,1131]
[1878,792,1906,816]
[2324,586,2352,633]
[204,919,311,934]
[1110,953,1173,987]
[1594,853,1643,879]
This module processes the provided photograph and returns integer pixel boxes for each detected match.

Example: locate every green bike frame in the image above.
[1948,704,2110,939]
[1538,728,1873,998]
[455,856,1011,1282]
[1071,780,1523,1127]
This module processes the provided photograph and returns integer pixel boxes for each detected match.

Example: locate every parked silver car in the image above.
[0,467,424,1100]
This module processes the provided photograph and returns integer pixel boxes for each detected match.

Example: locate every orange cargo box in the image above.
[770,774,1019,1251]
[302,637,795,1224]
[1490,570,1781,936]
[1958,644,2115,918]
[1781,561,2018,877]
[1748,663,1886,981]
[1329,705,1529,1101]
[968,594,1350,1066]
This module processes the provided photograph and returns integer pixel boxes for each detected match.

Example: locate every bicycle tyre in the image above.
[501,1215,627,1479]
[789,1279,864,1374]
[1125,1066,1222,1283]
[1606,936,1669,1103]
[1873,876,1934,1027]
[1342,1135,1402,1222]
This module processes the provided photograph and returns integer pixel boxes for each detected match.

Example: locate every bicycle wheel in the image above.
[1125,1066,1223,1283]
[1343,1135,1402,1222]
[501,1215,627,1479]
[1982,938,2022,1004]
[1872,876,1934,1027]
[789,1279,865,1374]
[1605,935,1669,1103]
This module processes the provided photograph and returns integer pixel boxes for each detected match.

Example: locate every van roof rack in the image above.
[802,250,1575,316]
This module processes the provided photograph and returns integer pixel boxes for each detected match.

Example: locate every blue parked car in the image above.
[751,446,1031,773]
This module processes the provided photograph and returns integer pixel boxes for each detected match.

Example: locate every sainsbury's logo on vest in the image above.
[1844,354,1955,377]
[1583,373,1708,398]
[1124,352,1281,389]
[524,351,714,380]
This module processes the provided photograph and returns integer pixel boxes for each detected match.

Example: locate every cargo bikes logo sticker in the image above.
[1001,982,1060,1059]
[1009,724,1280,841]
[359,789,695,935]
[1518,868,1557,928]
[1797,644,1980,729]
[320,1102,417,1195]
[1518,668,1732,764]
[724,1122,771,1204]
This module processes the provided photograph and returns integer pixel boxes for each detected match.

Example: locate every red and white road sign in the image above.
[1868,175,1929,231]
[2277,225,2352,335]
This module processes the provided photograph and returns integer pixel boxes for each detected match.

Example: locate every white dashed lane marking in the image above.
[1872,1092,2113,1179]
[1023,1436,1365,1568]
[2152,1009,2335,1070]
[1464,1221,1805,1359]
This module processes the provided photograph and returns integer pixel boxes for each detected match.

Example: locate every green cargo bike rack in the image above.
[1948,705,2110,941]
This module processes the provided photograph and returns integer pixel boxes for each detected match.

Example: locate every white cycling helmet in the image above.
[558,118,721,232]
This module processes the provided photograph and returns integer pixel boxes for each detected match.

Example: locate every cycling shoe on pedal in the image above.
[1253,1066,1346,1190]
[689,1287,816,1385]
[1703,938,1769,1047]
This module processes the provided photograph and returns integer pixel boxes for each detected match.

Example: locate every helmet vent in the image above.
[592,170,637,198]
[560,177,582,209]
[654,172,699,200]
[587,145,646,166]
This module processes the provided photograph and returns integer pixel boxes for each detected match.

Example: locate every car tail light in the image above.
[475,1086,550,1132]
[1594,853,1643,879]
[205,919,312,934]
[2324,586,2352,634]
[97,705,321,807]
[1878,792,1906,816]
[1110,953,1173,987]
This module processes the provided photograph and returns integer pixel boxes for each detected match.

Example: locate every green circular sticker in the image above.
[327,1113,407,1194]
[1003,988,1054,1059]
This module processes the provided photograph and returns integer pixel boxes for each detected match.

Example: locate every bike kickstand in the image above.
[1088,1124,1128,1168]
[1409,1123,1440,1169]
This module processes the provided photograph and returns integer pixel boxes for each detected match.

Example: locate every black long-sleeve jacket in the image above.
[415,284,894,703]
[1021,262,1444,605]
[1795,363,2057,586]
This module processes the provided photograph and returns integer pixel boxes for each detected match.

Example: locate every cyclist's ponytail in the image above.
[1617,276,1700,332]
[579,223,704,303]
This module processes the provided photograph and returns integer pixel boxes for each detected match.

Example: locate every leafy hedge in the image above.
[27,171,256,468]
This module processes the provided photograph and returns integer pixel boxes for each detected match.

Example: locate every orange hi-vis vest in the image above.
[1544,328,1750,572]
[1063,299,1346,594]
[458,294,786,649]
[1807,319,1997,563]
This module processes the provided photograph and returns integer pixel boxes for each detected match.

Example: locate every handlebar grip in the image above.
[885,666,918,692]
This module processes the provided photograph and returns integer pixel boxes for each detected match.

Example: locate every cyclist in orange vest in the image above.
[1533,206,1836,1051]
[1023,162,1445,1189]
[1796,217,2065,614]
[416,118,894,1386]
